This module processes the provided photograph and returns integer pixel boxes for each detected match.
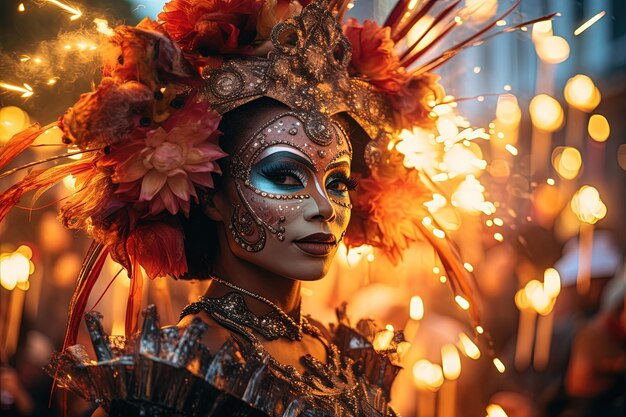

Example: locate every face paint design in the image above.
[222,111,354,280]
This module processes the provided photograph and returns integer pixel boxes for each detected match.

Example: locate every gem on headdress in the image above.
[210,68,245,99]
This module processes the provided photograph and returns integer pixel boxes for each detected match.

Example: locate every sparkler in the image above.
[574,11,606,36]
[0,82,34,98]
[43,0,82,20]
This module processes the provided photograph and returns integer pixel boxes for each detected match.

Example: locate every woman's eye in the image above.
[327,181,348,192]
[265,172,303,186]
[327,176,357,194]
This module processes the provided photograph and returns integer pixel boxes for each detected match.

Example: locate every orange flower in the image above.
[343,18,405,94]
[346,170,432,263]
[158,0,262,63]
[256,0,302,39]
[389,73,444,129]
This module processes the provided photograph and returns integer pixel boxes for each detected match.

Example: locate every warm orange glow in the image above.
[496,94,522,125]
[337,243,373,267]
[373,328,395,351]
[0,106,30,143]
[62,174,77,191]
[410,296,425,320]
[552,146,582,180]
[515,288,530,310]
[452,175,495,214]
[588,114,610,142]
[571,185,607,224]
[45,0,82,20]
[463,262,474,272]
[442,143,483,176]
[543,268,561,299]
[396,128,439,173]
[532,21,553,43]
[524,280,553,315]
[413,360,445,391]
[0,246,34,291]
[486,403,509,417]
[529,94,564,132]
[493,358,506,373]
[465,0,499,24]
[94,18,115,37]
[424,193,447,214]
[535,36,570,64]
[18,3,25,12]
[458,333,481,359]
[505,144,518,156]
[454,295,470,310]
[433,228,446,239]
[0,82,34,98]
[441,344,462,380]
[406,15,437,51]
[564,75,601,112]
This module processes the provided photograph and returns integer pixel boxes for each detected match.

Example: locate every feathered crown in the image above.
[0,0,553,346]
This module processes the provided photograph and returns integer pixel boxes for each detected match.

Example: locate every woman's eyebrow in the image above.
[257,150,316,171]
[324,159,350,172]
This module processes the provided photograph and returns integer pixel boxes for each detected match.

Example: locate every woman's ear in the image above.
[199,189,225,222]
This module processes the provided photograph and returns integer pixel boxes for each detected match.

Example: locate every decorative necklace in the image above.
[181,276,317,341]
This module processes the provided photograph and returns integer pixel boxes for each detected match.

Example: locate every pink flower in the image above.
[343,18,405,94]
[103,100,226,216]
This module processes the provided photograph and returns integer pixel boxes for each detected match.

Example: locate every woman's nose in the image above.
[303,183,336,222]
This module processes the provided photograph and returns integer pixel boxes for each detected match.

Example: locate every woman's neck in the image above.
[205,230,302,318]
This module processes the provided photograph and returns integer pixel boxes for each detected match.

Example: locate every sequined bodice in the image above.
[48,303,402,417]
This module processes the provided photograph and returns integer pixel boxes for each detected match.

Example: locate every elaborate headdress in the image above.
[0,0,552,348]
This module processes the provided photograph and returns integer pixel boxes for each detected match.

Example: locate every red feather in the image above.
[125,259,144,337]
[0,160,93,223]
[0,123,56,171]
[62,242,110,349]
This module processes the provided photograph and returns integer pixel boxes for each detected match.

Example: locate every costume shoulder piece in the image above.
[49,305,403,417]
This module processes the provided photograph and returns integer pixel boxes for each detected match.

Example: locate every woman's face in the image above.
[214,106,354,281]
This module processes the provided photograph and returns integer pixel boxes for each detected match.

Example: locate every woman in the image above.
[0,0,547,415]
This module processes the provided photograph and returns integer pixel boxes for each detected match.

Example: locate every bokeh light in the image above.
[529,94,564,132]
[570,185,607,224]
[552,146,582,180]
[0,106,30,144]
[535,36,570,64]
[587,114,610,142]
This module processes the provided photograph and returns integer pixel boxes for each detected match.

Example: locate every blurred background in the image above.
[0,1,624,416]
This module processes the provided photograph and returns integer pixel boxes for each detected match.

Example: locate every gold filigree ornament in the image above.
[202,0,394,165]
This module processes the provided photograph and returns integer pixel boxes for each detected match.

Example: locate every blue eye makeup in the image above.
[250,153,309,193]
[249,150,356,197]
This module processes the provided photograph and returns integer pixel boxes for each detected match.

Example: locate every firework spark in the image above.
[43,0,82,20]
[574,11,606,36]
[0,82,34,98]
